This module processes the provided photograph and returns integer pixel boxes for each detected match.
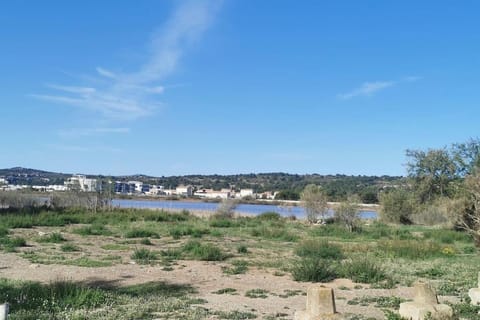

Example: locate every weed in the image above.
[341,258,386,284]
[131,248,158,264]
[37,232,66,243]
[140,238,153,245]
[212,288,238,295]
[125,229,159,239]
[222,260,248,275]
[295,239,344,260]
[237,245,249,254]
[183,240,227,261]
[245,288,269,299]
[291,257,338,282]
[60,243,80,252]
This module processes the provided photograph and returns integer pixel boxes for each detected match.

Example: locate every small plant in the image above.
[37,232,66,243]
[140,238,153,245]
[182,240,227,261]
[125,229,159,239]
[212,288,237,295]
[245,288,269,299]
[60,243,80,252]
[131,248,158,264]
[256,212,281,220]
[222,260,248,275]
[73,224,112,236]
[237,245,248,254]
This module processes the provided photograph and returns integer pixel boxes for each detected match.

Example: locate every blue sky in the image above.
[1,1,479,176]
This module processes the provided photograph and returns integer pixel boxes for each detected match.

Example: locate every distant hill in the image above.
[0,167,403,203]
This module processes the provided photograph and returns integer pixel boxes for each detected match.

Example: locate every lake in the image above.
[112,199,378,219]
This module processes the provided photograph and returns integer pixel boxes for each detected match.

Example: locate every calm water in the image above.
[112,199,377,219]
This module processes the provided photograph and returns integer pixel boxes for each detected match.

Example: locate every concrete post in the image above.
[0,303,9,320]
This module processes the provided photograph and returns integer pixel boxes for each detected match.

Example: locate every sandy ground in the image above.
[0,250,433,319]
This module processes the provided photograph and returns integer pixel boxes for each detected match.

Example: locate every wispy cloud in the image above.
[33,0,222,121]
[58,127,130,137]
[338,76,421,100]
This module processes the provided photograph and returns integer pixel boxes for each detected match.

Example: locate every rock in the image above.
[399,281,453,320]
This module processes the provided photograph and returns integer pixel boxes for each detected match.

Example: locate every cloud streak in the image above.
[33,0,222,121]
[338,76,421,100]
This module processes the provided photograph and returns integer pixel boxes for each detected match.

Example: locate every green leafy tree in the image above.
[335,195,360,232]
[301,184,328,223]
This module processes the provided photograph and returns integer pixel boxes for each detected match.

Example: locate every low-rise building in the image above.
[194,189,230,199]
[65,175,99,192]
[176,185,193,197]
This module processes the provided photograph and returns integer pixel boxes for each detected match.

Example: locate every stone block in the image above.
[294,286,342,320]
[468,288,480,305]
[399,302,453,320]
[0,303,8,320]
[413,281,438,305]
[306,286,336,316]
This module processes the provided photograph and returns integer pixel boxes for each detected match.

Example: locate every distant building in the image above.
[0,178,7,185]
[194,189,230,199]
[64,175,99,192]
[239,189,255,198]
[176,185,193,197]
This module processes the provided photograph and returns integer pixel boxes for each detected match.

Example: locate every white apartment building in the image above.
[239,189,255,198]
[176,185,193,197]
[64,174,99,192]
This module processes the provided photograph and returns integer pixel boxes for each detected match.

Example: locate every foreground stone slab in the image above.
[294,286,342,320]
[0,303,8,320]
[399,281,453,320]
[468,271,480,305]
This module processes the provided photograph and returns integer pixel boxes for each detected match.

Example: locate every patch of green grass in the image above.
[37,232,66,243]
[60,243,80,252]
[295,239,344,260]
[73,224,112,236]
[140,238,153,245]
[256,212,282,221]
[182,240,228,261]
[124,228,159,239]
[66,257,113,267]
[101,243,129,251]
[0,236,27,252]
[341,258,386,284]
[245,288,270,299]
[131,248,158,264]
[214,310,257,319]
[291,257,338,282]
[347,296,405,309]
[212,288,238,295]
[377,240,445,259]
[222,260,248,275]
[250,226,298,242]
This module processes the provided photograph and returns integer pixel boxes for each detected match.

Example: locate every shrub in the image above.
[209,218,235,228]
[341,258,386,284]
[291,257,338,282]
[295,240,344,260]
[237,245,248,254]
[250,226,298,242]
[169,226,209,239]
[379,188,416,224]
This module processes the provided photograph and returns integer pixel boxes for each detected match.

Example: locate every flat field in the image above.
[0,208,479,319]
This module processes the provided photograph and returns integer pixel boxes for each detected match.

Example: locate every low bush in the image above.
[250,226,298,242]
[169,226,209,239]
[140,238,153,245]
[222,260,248,275]
[341,258,386,284]
[60,243,80,252]
[237,245,248,254]
[291,257,338,282]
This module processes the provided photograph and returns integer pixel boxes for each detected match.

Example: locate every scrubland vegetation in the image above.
[1,139,480,319]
